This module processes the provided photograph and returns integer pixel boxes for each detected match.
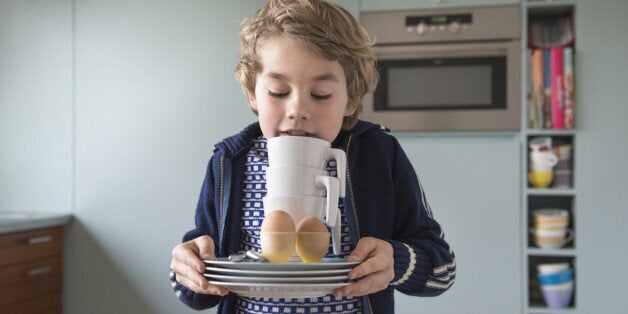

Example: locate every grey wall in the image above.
[1,0,627,313]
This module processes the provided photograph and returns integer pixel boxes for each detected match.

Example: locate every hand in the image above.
[333,237,394,297]
[170,235,229,296]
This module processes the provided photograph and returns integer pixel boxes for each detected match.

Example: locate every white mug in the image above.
[263,195,338,229]
[266,166,340,199]
[267,136,346,197]
[532,228,574,249]
[530,151,558,172]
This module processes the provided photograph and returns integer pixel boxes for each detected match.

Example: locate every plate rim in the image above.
[204,266,351,277]
[203,273,349,283]
[204,258,359,271]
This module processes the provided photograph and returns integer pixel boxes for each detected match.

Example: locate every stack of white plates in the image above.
[203,257,358,298]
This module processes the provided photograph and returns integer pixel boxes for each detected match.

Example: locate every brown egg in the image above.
[260,210,296,262]
[261,210,296,232]
[296,217,327,232]
[295,217,329,263]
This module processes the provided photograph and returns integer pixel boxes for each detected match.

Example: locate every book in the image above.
[532,49,545,129]
[550,47,565,129]
[563,47,575,129]
[543,49,553,129]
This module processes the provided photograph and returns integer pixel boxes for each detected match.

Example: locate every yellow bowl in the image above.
[528,171,554,188]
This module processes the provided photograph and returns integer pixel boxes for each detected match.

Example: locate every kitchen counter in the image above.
[0,210,72,235]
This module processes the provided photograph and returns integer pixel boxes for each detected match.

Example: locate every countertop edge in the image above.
[0,213,73,235]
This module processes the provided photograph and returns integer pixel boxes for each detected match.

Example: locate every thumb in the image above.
[347,237,373,262]
[195,236,216,260]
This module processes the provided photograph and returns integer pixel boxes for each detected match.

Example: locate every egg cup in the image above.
[260,231,296,263]
[295,231,330,263]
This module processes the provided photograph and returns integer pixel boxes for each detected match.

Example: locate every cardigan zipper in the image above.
[345,135,374,314]
[218,156,225,252]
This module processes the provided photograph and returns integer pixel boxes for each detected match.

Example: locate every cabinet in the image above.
[522,1,577,313]
[0,227,64,314]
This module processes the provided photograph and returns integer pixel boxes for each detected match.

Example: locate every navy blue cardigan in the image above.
[171,120,456,313]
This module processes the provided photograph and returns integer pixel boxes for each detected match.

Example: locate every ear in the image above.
[344,100,357,116]
[248,91,258,111]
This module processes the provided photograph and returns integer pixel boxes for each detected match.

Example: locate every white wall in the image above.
[1,0,627,313]
[69,1,265,313]
[0,0,73,213]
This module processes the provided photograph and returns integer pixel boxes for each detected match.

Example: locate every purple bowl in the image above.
[541,281,574,309]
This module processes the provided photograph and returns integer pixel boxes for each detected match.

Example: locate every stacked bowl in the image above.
[536,263,575,308]
[532,208,573,249]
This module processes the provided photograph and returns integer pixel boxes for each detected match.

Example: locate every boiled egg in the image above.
[295,217,330,263]
[260,210,296,262]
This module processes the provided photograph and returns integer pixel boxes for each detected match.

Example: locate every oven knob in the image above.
[449,21,462,33]
[416,22,428,36]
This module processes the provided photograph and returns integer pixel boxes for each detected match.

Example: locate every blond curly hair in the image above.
[235,0,378,130]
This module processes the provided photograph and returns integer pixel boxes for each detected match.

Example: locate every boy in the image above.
[170,1,455,313]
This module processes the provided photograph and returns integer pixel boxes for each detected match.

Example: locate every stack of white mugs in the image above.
[263,136,345,257]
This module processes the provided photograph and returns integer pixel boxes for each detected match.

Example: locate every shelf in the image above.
[526,248,576,256]
[528,306,577,314]
[523,2,577,313]
[525,129,576,136]
[526,188,575,195]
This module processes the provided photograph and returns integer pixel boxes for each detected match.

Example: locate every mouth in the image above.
[280,129,314,137]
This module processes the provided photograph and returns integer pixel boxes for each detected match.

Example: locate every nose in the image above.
[286,94,311,120]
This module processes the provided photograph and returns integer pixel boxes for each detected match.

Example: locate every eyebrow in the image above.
[267,71,340,83]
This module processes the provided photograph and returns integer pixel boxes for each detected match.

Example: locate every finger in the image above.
[194,235,216,260]
[334,272,390,297]
[172,242,208,273]
[347,255,392,280]
[175,273,229,296]
[346,237,377,262]
[171,259,208,289]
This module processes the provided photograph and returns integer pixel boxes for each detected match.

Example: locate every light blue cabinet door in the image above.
[361,0,519,11]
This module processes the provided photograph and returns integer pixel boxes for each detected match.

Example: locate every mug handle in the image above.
[331,212,342,255]
[327,148,346,197]
[314,175,339,228]
[564,228,575,245]
[547,152,558,167]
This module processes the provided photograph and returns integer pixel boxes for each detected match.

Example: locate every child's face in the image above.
[248,38,354,143]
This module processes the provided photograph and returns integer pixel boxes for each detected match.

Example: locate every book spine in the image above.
[527,49,537,128]
[543,49,552,129]
[550,47,565,129]
[563,47,575,129]
[532,49,545,129]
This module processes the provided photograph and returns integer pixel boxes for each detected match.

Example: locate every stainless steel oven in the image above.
[361,5,521,132]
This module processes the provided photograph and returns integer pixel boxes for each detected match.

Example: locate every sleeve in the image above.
[386,137,456,297]
[170,154,224,310]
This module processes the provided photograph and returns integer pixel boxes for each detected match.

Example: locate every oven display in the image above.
[406,14,472,26]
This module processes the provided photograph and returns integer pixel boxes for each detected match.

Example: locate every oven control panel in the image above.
[361,5,520,44]
[405,13,471,35]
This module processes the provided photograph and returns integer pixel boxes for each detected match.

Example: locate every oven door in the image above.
[362,40,521,132]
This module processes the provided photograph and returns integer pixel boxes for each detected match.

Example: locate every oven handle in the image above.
[376,40,519,60]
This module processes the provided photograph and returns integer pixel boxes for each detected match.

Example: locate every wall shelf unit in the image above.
[522,1,577,313]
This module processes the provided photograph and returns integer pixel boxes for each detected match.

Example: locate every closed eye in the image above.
[267,90,289,98]
[312,93,332,100]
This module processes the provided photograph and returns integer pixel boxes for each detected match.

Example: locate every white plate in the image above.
[208,281,351,298]
[205,266,351,277]
[204,257,359,271]
[204,273,349,284]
